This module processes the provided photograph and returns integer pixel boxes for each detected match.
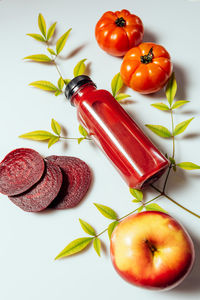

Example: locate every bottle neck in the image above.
[70,83,97,106]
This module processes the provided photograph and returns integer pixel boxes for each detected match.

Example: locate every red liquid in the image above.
[71,84,169,189]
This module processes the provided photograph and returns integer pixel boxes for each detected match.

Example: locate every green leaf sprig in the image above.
[19,118,91,148]
[24,13,87,96]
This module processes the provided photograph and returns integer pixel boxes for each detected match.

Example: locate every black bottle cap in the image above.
[65,75,96,104]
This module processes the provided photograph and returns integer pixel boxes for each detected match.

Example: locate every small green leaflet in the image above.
[47,48,56,56]
[57,77,64,90]
[29,80,58,92]
[93,238,101,257]
[56,28,72,55]
[145,124,171,138]
[73,59,87,77]
[54,237,93,260]
[108,221,119,240]
[145,203,167,213]
[51,118,61,136]
[55,90,62,96]
[47,22,57,41]
[26,33,46,42]
[78,137,85,144]
[94,203,118,220]
[79,219,96,236]
[129,188,143,201]
[151,103,169,111]
[48,136,59,148]
[24,54,51,62]
[19,130,55,140]
[165,73,177,107]
[174,118,194,136]
[137,206,143,213]
[177,162,200,170]
[171,100,189,110]
[79,124,88,137]
[132,199,141,203]
[64,79,71,85]
[115,93,131,102]
[38,13,46,38]
[169,157,176,165]
[111,73,123,97]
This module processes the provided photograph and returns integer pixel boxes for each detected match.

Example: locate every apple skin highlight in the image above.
[110,211,195,290]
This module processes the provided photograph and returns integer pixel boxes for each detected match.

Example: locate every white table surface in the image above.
[0,0,200,299]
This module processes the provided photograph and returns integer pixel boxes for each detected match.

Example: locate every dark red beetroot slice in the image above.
[9,161,63,212]
[45,156,91,209]
[0,148,45,196]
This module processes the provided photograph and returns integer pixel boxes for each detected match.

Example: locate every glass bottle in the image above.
[65,75,169,189]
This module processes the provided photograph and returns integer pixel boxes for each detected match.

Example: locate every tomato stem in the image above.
[115,17,126,27]
[140,47,154,64]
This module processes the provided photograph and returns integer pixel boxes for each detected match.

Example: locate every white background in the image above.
[0,0,200,299]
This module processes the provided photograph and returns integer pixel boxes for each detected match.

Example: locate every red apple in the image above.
[110,211,195,290]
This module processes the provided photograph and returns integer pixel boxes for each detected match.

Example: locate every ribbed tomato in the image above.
[95,9,144,57]
[120,42,173,94]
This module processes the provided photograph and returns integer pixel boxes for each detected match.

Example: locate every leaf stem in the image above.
[150,184,200,219]
[170,108,175,159]
[46,42,66,84]
[95,194,163,238]
[59,136,92,141]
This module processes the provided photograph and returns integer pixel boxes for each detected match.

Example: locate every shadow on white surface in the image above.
[172,233,200,294]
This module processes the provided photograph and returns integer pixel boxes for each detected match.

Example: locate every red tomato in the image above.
[95,9,144,57]
[120,42,173,94]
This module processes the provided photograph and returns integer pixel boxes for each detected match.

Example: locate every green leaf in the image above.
[132,199,141,203]
[73,59,87,77]
[47,22,57,41]
[111,73,123,97]
[129,188,143,201]
[38,13,46,38]
[26,33,46,42]
[47,48,56,56]
[94,203,117,220]
[55,237,93,260]
[55,90,62,96]
[78,124,88,137]
[78,137,85,144]
[48,136,59,148]
[174,118,194,136]
[19,130,55,141]
[29,80,58,92]
[57,77,64,90]
[79,219,96,236]
[24,54,51,62]
[93,238,101,257]
[172,100,189,110]
[169,157,176,165]
[137,206,143,213]
[108,221,119,240]
[145,124,171,138]
[177,162,200,170]
[145,203,167,213]
[115,93,131,102]
[165,72,177,106]
[64,79,71,85]
[56,28,72,55]
[151,103,169,111]
[51,118,61,135]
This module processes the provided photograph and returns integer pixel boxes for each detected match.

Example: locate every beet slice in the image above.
[0,148,45,196]
[46,156,91,209]
[9,161,63,212]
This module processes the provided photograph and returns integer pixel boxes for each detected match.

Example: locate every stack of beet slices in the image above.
[0,148,91,212]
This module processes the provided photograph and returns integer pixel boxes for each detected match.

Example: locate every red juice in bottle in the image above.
[65,75,169,189]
